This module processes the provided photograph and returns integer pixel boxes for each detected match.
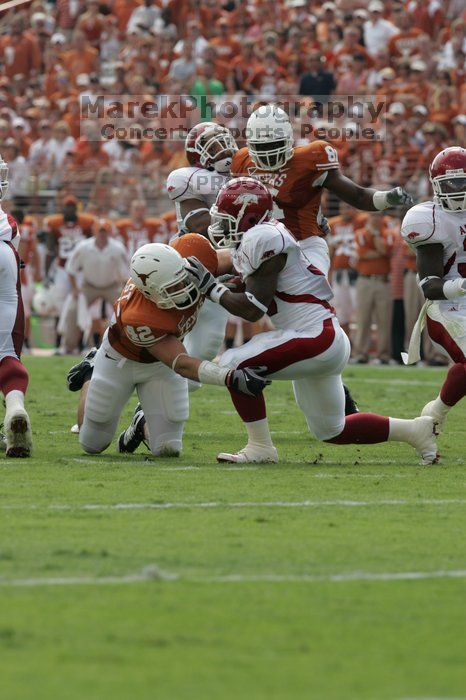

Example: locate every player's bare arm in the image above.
[148,334,269,397]
[416,243,456,301]
[185,254,287,322]
[324,170,413,212]
[179,198,211,235]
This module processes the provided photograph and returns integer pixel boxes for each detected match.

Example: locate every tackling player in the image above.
[401,146,466,428]
[184,177,439,465]
[79,234,269,457]
[0,155,32,457]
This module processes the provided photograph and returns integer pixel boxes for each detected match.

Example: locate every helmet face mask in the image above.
[246,105,294,171]
[430,147,466,212]
[208,177,274,249]
[0,157,9,201]
[431,174,466,212]
[248,137,293,171]
[130,244,200,310]
[186,123,237,172]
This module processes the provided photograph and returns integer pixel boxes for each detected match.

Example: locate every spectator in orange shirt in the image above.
[353,215,392,364]
[388,7,424,59]
[231,40,260,92]
[77,0,105,47]
[0,15,41,80]
[61,30,99,86]
[210,18,241,63]
[333,26,373,74]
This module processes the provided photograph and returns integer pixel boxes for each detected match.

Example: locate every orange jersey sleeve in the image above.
[171,233,218,276]
[44,214,64,236]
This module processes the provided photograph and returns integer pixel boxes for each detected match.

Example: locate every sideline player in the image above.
[185,177,439,465]
[0,155,32,457]
[79,234,269,457]
[401,146,466,428]
[232,104,412,274]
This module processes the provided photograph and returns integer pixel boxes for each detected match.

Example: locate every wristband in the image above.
[419,275,441,290]
[245,292,268,315]
[198,360,230,386]
[373,190,390,211]
[209,283,229,303]
[443,278,466,300]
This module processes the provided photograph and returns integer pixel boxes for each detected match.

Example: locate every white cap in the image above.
[76,73,90,86]
[411,59,427,71]
[389,102,406,115]
[452,114,466,125]
[413,104,428,116]
[12,117,27,129]
[368,0,384,12]
[321,2,336,11]
[51,32,66,45]
[354,9,368,19]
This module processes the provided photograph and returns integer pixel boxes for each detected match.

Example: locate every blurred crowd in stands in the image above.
[0,0,464,362]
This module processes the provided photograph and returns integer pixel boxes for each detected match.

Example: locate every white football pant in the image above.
[0,241,23,361]
[219,318,351,440]
[426,300,466,363]
[80,334,189,455]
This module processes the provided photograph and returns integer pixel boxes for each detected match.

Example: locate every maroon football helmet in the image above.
[185,122,237,173]
[429,146,466,212]
[208,177,273,248]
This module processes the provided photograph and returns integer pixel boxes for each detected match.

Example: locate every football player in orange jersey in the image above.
[115,200,169,258]
[14,210,41,351]
[78,234,270,457]
[232,105,413,276]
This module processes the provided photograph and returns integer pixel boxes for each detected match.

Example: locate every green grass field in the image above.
[1,358,465,700]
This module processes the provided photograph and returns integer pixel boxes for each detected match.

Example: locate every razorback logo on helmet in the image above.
[234,193,259,206]
[407,231,420,240]
[262,249,276,260]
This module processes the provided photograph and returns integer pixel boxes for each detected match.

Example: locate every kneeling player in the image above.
[0,156,32,457]
[401,147,466,428]
[185,177,439,464]
[79,235,269,456]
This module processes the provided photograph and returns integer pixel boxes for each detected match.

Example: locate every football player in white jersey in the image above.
[166,122,238,364]
[0,154,32,457]
[401,147,466,429]
[184,177,439,465]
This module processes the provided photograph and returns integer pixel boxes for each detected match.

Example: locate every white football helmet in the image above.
[0,154,9,201]
[130,243,200,309]
[246,105,294,171]
[33,286,58,316]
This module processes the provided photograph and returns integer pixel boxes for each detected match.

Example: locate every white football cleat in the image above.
[5,407,32,458]
[407,416,439,465]
[421,400,447,431]
[217,444,278,464]
[70,423,80,434]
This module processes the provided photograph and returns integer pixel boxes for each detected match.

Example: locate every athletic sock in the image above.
[388,417,416,443]
[229,389,267,422]
[0,357,29,397]
[327,413,390,444]
[244,418,274,447]
[439,363,466,407]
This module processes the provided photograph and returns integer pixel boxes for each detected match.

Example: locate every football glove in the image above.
[184,256,217,297]
[386,187,413,207]
[225,366,271,397]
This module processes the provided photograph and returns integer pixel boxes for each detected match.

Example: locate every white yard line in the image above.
[0,567,465,588]
[2,498,465,511]
[352,378,440,387]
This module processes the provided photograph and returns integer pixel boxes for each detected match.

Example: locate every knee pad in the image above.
[147,418,184,457]
[79,419,112,454]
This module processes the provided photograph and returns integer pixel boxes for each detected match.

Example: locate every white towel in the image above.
[401,300,431,365]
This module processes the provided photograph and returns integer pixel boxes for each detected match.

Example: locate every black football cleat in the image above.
[66,348,97,392]
[118,404,148,453]
[344,384,359,415]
